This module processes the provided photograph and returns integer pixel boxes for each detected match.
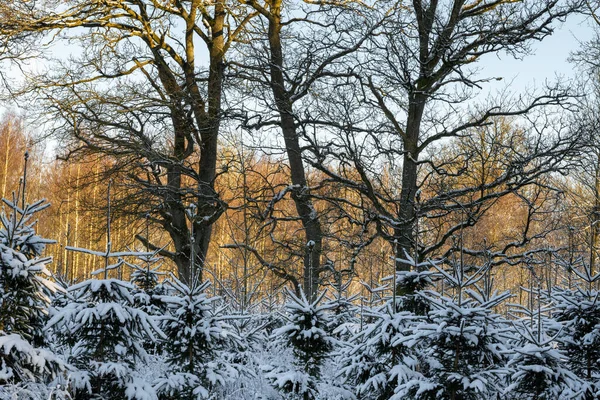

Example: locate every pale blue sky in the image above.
[477,13,595,94]
[1,11,597,137]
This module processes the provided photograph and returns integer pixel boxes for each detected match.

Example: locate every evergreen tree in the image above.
[397,259,512,399]
[551,256,600,397]
[126,249,168,319]
[506,319,586,399]
[264,289,336,400]
[339,300,420,400]
[325,277,360,341]
[394,255,436,315]
[46,181,165,399]
[130,259,161,292]
[0,197,56,344]
[339,256,434,399]
[401,291,511,399]
[506,282,588,399]
[48,277,164,399]
[0,195,63,385]
[154,278,241,400]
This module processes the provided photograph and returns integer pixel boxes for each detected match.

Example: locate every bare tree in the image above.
[303,0,582,272]
[561,29,600,274]
[0,0,257,281]
[229,0,380,299]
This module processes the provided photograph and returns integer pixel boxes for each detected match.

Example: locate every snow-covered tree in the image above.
[396,259,512,399]
[504,279,588,400]
[130,259,162,292]
[401,292,511,399]
[46,181,166,398]
[126,250,168,318]
[0,197,56,344]
[49,199,164,400]
[325,277,360,340]
[340,300,420,400]
[154,278,241,400]
[339,256,433,399]
[393,256,436,315]
[0,331,63,385]
[506,319,587,399]
[48,278,164,399]
[550,256,600,396]
[263,289,336,400]
[0,196,63,385]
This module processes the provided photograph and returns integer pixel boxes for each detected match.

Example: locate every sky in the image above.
[0,10,597,149]
[477,13,596,94]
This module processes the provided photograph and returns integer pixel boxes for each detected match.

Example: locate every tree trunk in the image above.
[151,2,227,283]
[395,92,426,270]
[192,0,226,283]
[591,149,600,276]
[267,1,323,300]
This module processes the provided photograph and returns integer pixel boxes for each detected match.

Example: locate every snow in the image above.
[5,199,600,399]
[0,332,64,382]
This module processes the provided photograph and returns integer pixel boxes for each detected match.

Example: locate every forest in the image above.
[1,0,600,398]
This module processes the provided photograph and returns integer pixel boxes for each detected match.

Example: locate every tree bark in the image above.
[192,0,226,283]
[267,0,323,299]
[395,91,427,270]
[149,1,227,283]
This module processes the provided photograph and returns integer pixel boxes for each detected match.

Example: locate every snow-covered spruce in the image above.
[126,251,169,328]
[0,198,55,260]
[47,278,164,399]
[393,255,437,315]
[400,291,512,399]
[0,198,57,345]
[0,332,63,385]
[325,278,360,340]
[338,261,433,399]
[0,197,63,385]
[395,270,434,314]
[263,289,336,400]
[553,287,600,387]
[339,300,420,400]
[506,326,587,399]
[398,257,515,399]
[154,278,241,400]
[551,257,600,394]
[126,249,164,293]
[506,282,590,400]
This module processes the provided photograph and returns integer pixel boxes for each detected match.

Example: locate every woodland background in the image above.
[2,0,600,397]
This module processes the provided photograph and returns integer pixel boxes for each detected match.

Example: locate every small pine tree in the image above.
[154,278,240,400]
[397,259,512,399]
[554,288,600,381]
[126,250,168,319]
[340,256,433,400]
[264,289,336,400]
[401,291,511,399]
[506,283,588,400]
[550,256,600,397]
[506,321,586,399]
[130,263,161,292]
[48,277,163,399]
[127,248,164,293]
[0,197,56,344]
[325,277,360,340]
[394,256,436,315]
[48,181,164,399]
[339,300,419,400]
[0,196,63,385]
